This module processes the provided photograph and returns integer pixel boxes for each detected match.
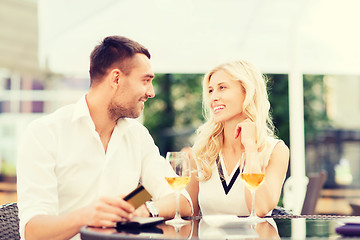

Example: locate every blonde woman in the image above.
[186,60,289,217]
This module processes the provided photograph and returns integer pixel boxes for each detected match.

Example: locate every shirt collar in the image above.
[72,94,93,123]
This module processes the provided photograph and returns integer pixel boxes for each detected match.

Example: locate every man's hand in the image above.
[82,196,135,227]
[133,204,151,217]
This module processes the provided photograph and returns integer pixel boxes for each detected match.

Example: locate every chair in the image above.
[0,202,20,240]
[301,170,327,215]
[349,201,360,216]
[271,205,293,216]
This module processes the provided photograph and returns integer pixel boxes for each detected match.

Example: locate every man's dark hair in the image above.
[89,36,151,86]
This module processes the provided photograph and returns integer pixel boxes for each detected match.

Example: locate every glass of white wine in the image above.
[165,151,191,226]
[240,152,266,222]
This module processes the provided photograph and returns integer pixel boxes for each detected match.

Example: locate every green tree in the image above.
[267,74,329,146]
[303,75,330,142]
[267,74,290,147]
[143,73,203,155]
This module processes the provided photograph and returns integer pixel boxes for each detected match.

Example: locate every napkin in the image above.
[202,215,252,228]
[199,216,258,239]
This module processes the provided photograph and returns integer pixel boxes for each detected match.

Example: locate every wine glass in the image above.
[164,151,191,227]
[240,151,266,222]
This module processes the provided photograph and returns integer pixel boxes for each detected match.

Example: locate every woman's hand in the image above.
[234,119,257,151]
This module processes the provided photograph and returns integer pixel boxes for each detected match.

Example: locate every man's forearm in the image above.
[24,196,135,240]
[25,209,85,240]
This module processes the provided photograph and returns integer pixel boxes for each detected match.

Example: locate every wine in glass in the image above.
[165,151,191,227]
[240,152,266,222]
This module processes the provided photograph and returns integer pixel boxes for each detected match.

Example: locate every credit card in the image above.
[123,185,152,209]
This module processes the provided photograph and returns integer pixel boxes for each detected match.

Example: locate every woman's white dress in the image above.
[198,138,282,216]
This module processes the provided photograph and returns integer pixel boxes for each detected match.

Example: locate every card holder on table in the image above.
[116,217,165,229]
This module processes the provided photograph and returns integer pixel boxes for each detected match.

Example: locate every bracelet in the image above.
[145,201,159,217]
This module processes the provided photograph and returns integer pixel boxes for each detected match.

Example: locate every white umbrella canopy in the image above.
[38,0,360,214]
[39,0,360,75]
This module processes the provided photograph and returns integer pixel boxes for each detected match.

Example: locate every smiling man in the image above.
[16,36,192,240]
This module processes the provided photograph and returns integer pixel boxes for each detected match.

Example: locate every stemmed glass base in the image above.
[243,214,265,223]
[165,213,191,226]
[165,214,191,232]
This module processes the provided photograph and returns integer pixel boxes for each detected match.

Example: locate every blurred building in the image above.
[0,0,39,74]
[0,0,42,171]
[325,76,360,129]
[0,0,87,172]
[305,75,360,188]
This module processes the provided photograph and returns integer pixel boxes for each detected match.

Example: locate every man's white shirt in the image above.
[16,95,192,239]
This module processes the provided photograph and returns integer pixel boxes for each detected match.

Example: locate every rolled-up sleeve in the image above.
[16,121,59,239]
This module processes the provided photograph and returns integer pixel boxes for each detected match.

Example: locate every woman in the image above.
[186,60,289,216]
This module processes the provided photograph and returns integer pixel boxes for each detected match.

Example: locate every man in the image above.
[16,36,192,240]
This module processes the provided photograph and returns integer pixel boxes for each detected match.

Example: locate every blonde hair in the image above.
[193,60,275,181]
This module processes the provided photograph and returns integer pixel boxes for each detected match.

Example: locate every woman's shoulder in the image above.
[269,138,290,162]
[267,137,287,149]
